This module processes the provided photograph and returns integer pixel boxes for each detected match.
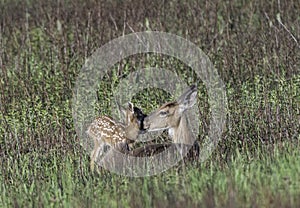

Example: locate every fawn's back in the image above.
[87,115,128,145]
[87,102,147,147]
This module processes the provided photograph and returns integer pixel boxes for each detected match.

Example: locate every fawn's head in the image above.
[143,85,197,132]
[119,102,147,138]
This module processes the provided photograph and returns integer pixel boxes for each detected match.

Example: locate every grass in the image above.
[1,143,299,207]
[0,0,299,207]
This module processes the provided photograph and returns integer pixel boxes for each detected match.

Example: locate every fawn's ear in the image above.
[117,102,134,116]
[117,102,127,118]
[117,102,134,123]
[117,102,134,114]
[178,85,197,113]
[127,102,134,113]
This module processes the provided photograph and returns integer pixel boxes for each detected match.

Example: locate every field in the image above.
[0,0,299,207]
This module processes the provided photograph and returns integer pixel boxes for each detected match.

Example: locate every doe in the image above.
[142,85,198,158]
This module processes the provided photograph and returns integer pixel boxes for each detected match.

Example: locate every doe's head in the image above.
[143,85,197,132]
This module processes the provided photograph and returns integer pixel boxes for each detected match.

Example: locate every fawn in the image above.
[87,102,147,171]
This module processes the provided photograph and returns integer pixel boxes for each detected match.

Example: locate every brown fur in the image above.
[143,85,199,158]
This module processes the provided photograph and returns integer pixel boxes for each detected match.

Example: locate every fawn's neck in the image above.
[124,124,139,141]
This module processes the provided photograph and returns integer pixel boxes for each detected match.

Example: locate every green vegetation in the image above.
[0,0,299,207]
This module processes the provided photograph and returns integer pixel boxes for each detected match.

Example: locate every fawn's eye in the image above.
[159,111,168,117]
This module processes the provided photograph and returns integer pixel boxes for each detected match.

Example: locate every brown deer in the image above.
[87,102,147,171]
[137,85,199,158]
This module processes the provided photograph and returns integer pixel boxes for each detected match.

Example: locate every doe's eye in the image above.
[159,111,168,116]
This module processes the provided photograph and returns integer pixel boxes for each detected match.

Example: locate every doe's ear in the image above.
[178,86,197,113]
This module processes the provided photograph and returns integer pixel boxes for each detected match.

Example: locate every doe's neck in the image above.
[170,115,194,145]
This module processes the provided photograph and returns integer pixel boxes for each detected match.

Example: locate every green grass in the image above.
[0,0,299,207]
[1,143,299,207]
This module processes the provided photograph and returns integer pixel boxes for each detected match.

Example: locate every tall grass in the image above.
[0,0,299,207]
